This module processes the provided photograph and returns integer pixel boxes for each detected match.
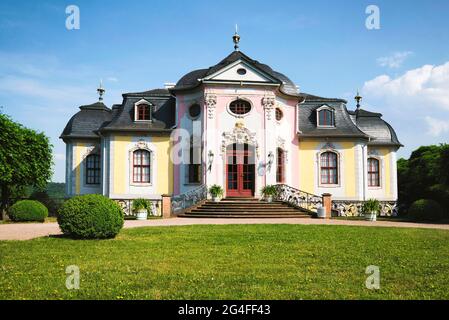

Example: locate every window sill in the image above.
[130,183,153,187]
[319,184,341,188]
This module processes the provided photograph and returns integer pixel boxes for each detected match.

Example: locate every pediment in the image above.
[203,60,278,84]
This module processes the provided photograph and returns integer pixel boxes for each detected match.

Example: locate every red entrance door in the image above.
[226,144,255,197]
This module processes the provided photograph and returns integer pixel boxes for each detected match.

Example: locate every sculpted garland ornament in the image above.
[221,122,259,157]
[262,96,276,120]
[205,94,217,119]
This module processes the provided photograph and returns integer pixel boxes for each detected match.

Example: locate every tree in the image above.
[398,144,449,217]
[0,113,53,220]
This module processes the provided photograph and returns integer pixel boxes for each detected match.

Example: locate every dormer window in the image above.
[134,99,152,121]
[316,106,335,127]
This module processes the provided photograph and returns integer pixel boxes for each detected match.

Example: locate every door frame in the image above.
[225,143,255,197]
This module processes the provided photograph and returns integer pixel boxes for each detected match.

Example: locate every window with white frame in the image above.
[134,100,152,121]
[316,106,335,127]
[320,151,338,184]
[133,149,151,183]
[368,158,380,187]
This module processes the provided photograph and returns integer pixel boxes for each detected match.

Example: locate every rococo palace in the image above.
[61,33,402,218]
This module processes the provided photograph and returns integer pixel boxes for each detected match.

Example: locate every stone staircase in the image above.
[177,197,311,218]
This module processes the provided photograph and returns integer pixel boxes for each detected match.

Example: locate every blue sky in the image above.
[1,0,449,182]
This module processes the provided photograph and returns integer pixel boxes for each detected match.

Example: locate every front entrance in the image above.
[226,143,255,197]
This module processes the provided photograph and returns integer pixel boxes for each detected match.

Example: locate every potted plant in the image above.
[209,185,224,202]
[132,198,152,220]
[261,185,277,203]
[362,198,381,221]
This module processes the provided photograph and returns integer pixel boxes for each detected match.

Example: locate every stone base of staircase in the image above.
[177,198,311,218]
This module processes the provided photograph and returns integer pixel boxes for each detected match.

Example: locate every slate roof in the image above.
[297,99,402,147]
[297,101,369,138]
[355,109,402,146]
[60,51,400,148]
[99,89,175,133]
[172,50,300,96]
[60,102,112,140]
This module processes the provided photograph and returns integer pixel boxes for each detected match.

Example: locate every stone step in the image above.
[178,213,310,219]
[190,208,298,213]
[200,204,292,209]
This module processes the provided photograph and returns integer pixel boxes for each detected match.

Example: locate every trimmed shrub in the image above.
[57,194,124,239]
[8,200,48,222]
[408,199,444,222]
[428,184,449,218]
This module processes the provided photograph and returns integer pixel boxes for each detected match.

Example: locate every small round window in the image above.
[189,104,201,119]
[237,68,247,75]
[275,108,283,121]
[229,99,251,115]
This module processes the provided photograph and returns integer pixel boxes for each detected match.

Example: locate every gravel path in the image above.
[1,218,448,241]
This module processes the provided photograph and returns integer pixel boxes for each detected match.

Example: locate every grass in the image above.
[0,224,448,300]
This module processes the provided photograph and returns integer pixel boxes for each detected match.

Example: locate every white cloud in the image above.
[376,51,413,68]
[363,61,449,111]
[425,116,449,137]
[106,77,119,82]
[0,75,91,103]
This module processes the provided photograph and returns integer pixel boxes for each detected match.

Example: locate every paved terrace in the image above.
[0,218,448,240]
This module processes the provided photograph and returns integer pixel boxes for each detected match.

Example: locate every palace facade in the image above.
[61,35,401,216]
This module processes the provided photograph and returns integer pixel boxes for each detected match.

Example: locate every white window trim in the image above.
[226,97,254,118]
[129,145,155,187]
[134,99,153,122]
[316,105,335,128]
[317,149,341,188]
[367,156,383,189]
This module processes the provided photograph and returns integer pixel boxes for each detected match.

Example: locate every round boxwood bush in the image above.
[57,194,124,239]
[408,199,444,222]
[8,200,48,222]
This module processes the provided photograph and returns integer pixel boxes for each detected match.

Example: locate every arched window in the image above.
[368,158,380,187]
[275,108,283,121]
[85,154,101,185]
[320,152,338,184]
[133,150,151,183]
[229,99,251,115]
[188,135,201,183]
[136,104,151,121]
[276,148,285,183]
[318,109,334,126]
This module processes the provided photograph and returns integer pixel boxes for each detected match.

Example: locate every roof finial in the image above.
[354,90,362,109]
[233,24,240,51]
[97,79,105,102]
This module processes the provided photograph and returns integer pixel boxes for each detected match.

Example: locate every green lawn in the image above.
[0,224,448,300]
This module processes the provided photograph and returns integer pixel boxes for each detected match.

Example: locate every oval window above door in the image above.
[229,99,251,116]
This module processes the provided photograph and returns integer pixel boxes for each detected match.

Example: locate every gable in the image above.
[203,60,279,83]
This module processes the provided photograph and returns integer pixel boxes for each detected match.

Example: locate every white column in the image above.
[262,95,277,186]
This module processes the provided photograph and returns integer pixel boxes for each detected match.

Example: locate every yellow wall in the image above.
[111,135,173,195]
[113,135,132,194]
[298,139,357,197]
[152,136,174,195]
[340,141,356,198]
[298,140,318,194]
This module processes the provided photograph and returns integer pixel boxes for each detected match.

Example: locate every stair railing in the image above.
[171,184,208,214]
[274,184,323,213]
